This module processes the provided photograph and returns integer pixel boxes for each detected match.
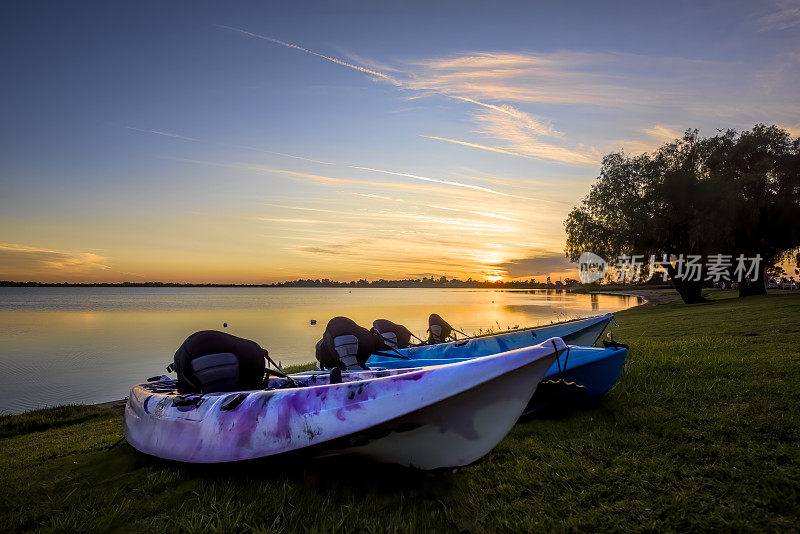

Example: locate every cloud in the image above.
[607,124,683,154]
[444,96,562,136]
[781,123,800,137]
[471,111,600,165]
[0,244,110,276]
[496,253,575,278]
[758,0,800,31]
[265,204,343,214]
[256,217,323,224]
[403,51,653,108]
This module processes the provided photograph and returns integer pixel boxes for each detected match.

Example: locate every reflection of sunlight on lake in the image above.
[0,287,637,414]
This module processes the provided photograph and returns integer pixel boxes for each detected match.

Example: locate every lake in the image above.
[0,287,638,414]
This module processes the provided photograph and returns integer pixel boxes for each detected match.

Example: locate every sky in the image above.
[1,1,799,283]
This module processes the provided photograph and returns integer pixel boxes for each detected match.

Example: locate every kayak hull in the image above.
[125,338,563,469]
[319,353,554,469]
[369,344,629,413]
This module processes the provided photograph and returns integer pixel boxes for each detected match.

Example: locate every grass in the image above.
[1,291,799,532]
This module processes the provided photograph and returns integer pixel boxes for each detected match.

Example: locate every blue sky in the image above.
[1,1,799,282]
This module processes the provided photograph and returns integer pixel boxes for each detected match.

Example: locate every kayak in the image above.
[368,344,628,414]
[124,337,565,469]
[368,313,613,365]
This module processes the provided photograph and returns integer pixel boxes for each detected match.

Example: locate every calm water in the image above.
[0,287,637,414]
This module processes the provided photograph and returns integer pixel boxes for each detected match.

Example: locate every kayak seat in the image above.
[190,353,240,393]
[172,330,268,394]
[371,319,414,349]
[379,331,399,348]
[316,317,380,370]
[427,314,453,344]
[429,324,443,343]
[333,335,360,368]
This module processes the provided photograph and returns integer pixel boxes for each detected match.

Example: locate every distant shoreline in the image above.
[1,280,570,289]
[0,280,674,290]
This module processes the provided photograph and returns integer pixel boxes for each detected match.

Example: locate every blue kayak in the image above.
[369,313,614,364]
[367,314,627,413]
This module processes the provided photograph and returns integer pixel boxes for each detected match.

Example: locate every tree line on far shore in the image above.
[0,277,582,289]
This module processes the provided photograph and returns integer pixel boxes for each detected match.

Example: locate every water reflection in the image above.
[0,287,637,414]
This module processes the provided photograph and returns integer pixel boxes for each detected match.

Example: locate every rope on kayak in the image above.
[373,348,411,360]
[258,349,304,386]
[409,331,426,344]
[452,327,468,339]
[551,339,570,381]
[425,326,468,342]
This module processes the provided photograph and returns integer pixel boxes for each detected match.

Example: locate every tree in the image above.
[703,126,800,295]
[564,125,800,304]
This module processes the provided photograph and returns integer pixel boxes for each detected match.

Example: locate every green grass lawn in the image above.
[2,291,799,532]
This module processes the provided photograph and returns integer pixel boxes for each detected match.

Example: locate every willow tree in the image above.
[564,125,800,304]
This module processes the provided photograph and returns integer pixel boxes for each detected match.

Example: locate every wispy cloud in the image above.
[265,204,343,214]
[403,51,646,108]
[472,111,601,165]
[607,124,683,154]
[0,243,110,274]
[781,123,800,137]
[256,217,324,224]
[444,95,561,137]
[758,0,800,31]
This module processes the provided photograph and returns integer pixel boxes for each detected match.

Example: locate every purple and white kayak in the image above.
[125,337,565,469]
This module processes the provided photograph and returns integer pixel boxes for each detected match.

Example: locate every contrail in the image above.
[127,126,334,165]
[349,165,522,198]
[351,165,568,204]
[421,135,534,159]
[126,126,200,142]
[215,25,400,85]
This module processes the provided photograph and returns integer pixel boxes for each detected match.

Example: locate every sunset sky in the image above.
[2,1,799,283]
